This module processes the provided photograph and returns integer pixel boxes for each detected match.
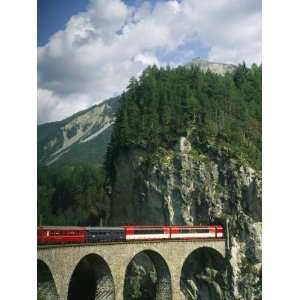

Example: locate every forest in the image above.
[106,63,261,174]
[37,163,107,226]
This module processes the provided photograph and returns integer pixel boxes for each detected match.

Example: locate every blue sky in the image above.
[38,0,160,46]
[38,0,87,46]
[37,0,261,124]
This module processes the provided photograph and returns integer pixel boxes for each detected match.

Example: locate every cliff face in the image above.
[107,137,261,299]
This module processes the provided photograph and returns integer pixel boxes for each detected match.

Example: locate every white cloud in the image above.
[38,0,261,124]
[37,89,91,124]
[134,52,161,66]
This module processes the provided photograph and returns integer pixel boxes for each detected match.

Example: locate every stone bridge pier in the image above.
[37,239,225,300]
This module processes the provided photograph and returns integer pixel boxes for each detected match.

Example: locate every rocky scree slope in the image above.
[37,96,119,166]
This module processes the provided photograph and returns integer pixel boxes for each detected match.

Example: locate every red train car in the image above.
[37,226,86,245]
[170,225,223,239]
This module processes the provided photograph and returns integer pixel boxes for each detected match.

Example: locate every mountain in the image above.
[37,59,235,167]
[105,64,262,299]
[186,58,237,75]
[37,96,119,166]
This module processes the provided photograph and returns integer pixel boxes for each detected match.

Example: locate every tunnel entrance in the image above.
[124,250,172,300]
[180,247,227,300]
[37,259,58,300]
[68,254,115,300]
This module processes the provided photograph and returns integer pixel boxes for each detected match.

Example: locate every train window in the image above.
[180,228,209,233]
[197,228,209,233]
[135,228,163,235]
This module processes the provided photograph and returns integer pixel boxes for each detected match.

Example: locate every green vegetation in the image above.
[37,163,107,226]
[37,121,64,161]
[106,63,261,178]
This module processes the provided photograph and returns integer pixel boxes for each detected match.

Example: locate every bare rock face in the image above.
[185,58,236,75]
[106,137,261,299]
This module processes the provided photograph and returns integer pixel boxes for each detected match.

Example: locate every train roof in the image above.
[123,225,223,227]
[38,226,124,230]
[38,225,223,230]
[85,227,123,230]
[38,226,85,230]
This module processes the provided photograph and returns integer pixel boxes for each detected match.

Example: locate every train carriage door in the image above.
[125,226,134,240]
[208,226,215,238]
[170,226,180,239]
[216,225,223,238]
[163,226,170,239]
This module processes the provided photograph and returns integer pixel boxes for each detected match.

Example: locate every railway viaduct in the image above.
[37,239,226,300]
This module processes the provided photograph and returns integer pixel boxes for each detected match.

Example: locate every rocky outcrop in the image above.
[185,58,236,75]
[107,137,262,299]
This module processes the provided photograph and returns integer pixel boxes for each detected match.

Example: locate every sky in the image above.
[37,0,261,124]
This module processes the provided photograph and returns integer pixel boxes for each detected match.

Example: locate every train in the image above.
[37,225,223,245]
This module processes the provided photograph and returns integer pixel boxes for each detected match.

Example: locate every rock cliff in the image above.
[107,136,261,299]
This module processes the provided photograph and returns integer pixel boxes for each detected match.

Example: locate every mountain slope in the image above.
[37,96,119,166]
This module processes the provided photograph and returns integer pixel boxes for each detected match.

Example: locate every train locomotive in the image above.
[37,225,223,245]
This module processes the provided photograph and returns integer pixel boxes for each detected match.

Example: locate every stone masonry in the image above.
[37,239,225,300]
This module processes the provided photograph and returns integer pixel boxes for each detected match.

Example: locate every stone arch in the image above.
[67,253,115,300]
[123,249,172,300]
[37,259,59,300]
[180,247,227,300]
